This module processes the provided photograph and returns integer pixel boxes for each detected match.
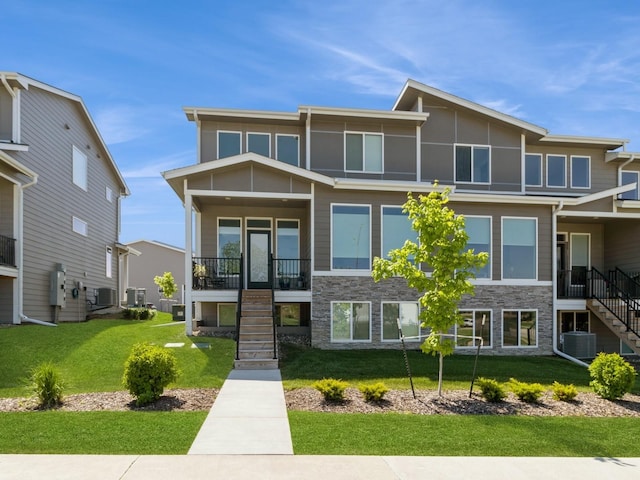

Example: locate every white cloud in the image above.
[94,106,151,145]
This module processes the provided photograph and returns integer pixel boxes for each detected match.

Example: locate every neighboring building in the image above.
[0,72,130,324]
[124,239,185,311]
[163,79,640,361]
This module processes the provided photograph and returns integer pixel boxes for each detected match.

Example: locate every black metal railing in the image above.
[271,274,277,360]
[589,268,640,338]
[273,258,310,290]
[235,254,244,361]
[557,268,588,299]
[613,268,640,299]
[193,257,241,290]
[0,234,16,267]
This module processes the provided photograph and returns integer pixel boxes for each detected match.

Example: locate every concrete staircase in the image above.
[234,289,278,370]
[587,299,640,355]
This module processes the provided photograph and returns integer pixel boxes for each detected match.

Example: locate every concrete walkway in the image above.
[1,455,638,480]
[188,369,293,455]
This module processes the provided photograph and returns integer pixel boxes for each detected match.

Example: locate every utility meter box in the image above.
[50,265,66,307]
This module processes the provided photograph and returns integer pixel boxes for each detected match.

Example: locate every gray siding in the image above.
[556,223,605,271]
[14,86,122,323]
[603,220,640,272]
[0,88,12,141]
[0,277,13,323]
[0,178,14,236]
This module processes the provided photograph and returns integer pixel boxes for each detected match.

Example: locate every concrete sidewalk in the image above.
[1,455,638,480]
[188,369,293,455]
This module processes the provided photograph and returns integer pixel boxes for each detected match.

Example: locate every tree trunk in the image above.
[438,352,444,396]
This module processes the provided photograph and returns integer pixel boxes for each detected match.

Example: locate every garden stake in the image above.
[397,318,417,399]
[469,314,486,398]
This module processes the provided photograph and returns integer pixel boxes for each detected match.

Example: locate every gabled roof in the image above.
[162,152,335,201]
[0,72,129,195]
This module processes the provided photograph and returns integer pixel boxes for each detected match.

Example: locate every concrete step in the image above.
[240,316,273,325]
[238,349,276,360]
[239,332,274,342]
[234,358,279,370]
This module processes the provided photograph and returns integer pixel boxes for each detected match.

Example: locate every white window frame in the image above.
[344,131,384,173]
[217,130,242,159]
[620,170,640,200]
[105,186,113,203]
[275,134,300,167]
[525,153,543,187]
[217,303,237,327]
[331,301,372,343]
[246,132,271,157]
[570,155,591,189]
[72,216,88,236]
[465,215,492,280]
[502,309,538,348]
[569,232,590,287]
[501,216,538,281]
[546,154,567,188]
[454,144,491,184]
[381,301,421,342]
[330,203,372,272]
[72,145,88,191]
[106,246,112,278]
[455,309,493,349]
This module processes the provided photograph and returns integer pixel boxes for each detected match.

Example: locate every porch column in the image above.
[184,188,193,335]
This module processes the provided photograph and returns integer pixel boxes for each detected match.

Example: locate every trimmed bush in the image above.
[122,308,156,320]
[588,352,636,400]
[551,381,578,401]
[359,382,389,402]
[30,362,65,408]
[509,378,545,403]
[475,377,507,403]
[312,378,349,402]
[122,343,179,406]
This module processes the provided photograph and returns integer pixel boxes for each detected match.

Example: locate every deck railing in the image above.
[589,268,640,338]
[0,234,16,267]
[192,257,241,290]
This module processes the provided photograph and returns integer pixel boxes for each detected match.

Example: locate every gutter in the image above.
[551,200,589,367]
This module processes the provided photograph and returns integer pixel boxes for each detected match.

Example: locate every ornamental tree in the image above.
[372,186,488,396]
[154,271,178,299]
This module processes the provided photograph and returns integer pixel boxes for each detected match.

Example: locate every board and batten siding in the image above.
[14,85,122,322]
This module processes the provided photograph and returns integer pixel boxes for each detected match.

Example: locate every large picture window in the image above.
[465,216,491,279]
[331,205,370,270]
[455,145,490,183]
[620,171,639,200]
[381,206,414,259]
[502,217,537,280]
[503,310,537,347]
[332,302,371,342]
[345,132,383,173]
[525,153,542,187]
[382,302,420,341]
[276,134,299,166]
[547,154,566,187]
[218,131,241,159]
[456,310,491,348]
[571,156,590,188]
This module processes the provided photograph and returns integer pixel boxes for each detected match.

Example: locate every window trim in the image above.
[454,144,491,184]
[381,301,421,342]
[105,186,113,203]
[455,309,493,349]
[344,131,384,173]
[217,130,242,159]
[502,309,538,348]
[620,170,640,200]
[546,154,567,188]
[525,153,543,187]
[330,301,372,343]
[501,216,538,281]
[275,133,300,167]
[570,155,591,189]
[330,203,372,272]
[72,145,88,191]
[246,132,271,157]
[106,246,112,278]
[217,217,243,257]
[464,215,492,280]
[72,216,88,236]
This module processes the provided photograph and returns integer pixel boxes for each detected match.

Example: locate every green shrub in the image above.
[122,308,156,320]
[312,378,349,402]
[122,343,179,406]
[508,378,545,403]
[475,377,507,403]
[30,362,65,408]
[358,382,389,402]
[588,352,637,400]
[551,381,578,401]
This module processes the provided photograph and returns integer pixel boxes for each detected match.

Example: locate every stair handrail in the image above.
[614,267,640,300]
[235,253,244,361]
[270,253,277,360]
[589,267,640,338]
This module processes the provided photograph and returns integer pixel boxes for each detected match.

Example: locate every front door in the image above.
[247,230,272,289]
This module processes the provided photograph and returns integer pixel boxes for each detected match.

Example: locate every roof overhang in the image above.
[605,151,640,163]
[535,134,627,150]
[0,150,38,186]
[115,243,141,256]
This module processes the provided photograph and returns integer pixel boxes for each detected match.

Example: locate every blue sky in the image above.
[4,0,640,249]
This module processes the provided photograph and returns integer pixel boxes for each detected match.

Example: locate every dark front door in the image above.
[247,230,272,289]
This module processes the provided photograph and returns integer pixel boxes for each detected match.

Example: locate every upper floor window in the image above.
[571,156,590,189]
[525,153,542,187]
[218,218,241,257]
[72,146,88,191]
[465,216,491,279]
[106,246,112,278]
[345,132,383,173]
[106,186,113,203]
[502,217,537,280]
[72,216,88,236]
[621,171,640,200]
[455,145,490,184]
[381,206,414,259]
[247,132,270,157]
[218,131,241,159]
[276,134,299,166]
[331,204,370,270]
[547,154,566,188]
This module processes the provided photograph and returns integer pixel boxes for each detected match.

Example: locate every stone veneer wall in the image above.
[311,276,553,355]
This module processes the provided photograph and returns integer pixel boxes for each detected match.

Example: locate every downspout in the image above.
[305,108,311,170]
[17,175,41,324]
[552,200,588,367]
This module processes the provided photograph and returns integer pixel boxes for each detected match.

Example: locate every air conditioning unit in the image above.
[562,331,596,359]
[96,288,117,307]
